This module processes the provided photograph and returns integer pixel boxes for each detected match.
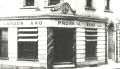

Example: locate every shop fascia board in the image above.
[0,14,107,22]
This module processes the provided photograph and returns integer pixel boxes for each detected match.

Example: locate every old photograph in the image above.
[0,0,120,69]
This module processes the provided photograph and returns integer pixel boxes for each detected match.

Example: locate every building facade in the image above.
[0,0,119,69]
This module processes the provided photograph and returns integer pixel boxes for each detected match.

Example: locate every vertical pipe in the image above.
[105,22,108,64]
[116,23,119,63]
[116,29,118,63]
[118,28,119,62]
[114,28,117,62]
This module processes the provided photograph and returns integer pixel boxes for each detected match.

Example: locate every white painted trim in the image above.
[8,28,17,61]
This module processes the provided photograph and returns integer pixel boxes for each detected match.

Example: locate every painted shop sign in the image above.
[0,20,105,28]
[1,21,42,25]
[57,20,105,28]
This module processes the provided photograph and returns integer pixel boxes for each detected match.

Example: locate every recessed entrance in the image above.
[108,23,115,63]
[53,28,75,63]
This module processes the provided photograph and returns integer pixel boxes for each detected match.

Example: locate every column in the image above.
[8,27,17,61]
[97,29,106,63]
[38,27,47,68]
[76,28,85,65]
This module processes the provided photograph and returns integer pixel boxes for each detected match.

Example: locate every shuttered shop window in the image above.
[0,28,8,59]
[85,28,97,60]
[18,27,38,60]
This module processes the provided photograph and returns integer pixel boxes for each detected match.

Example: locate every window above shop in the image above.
[44,0,61,7]
[25,0,34,6]
[85,0,95,11]
[49,0,60,5]
[86,0,92,8]
[21,0,37,9]
[105,0,110,10]
[104,0,113,13]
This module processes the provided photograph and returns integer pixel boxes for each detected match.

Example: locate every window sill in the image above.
[20,6,38,9]
[44,5,55,8]
[104,10,113,13]
[85,7,96,11]
[0,57,9,60]
[85,57,97,60]
[18,58,39,61]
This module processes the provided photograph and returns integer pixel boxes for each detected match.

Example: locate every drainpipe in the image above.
[105,22,108,64]
[114,27,117,63]
[116,23,119,63]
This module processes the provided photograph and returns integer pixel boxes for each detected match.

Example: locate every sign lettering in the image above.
[5,22,23,25]
[31,21,42,25]
[58,21,75,25]
[0,20,105,28]
[87,22,95,27]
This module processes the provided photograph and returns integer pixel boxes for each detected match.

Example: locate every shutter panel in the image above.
[18,27,38,42]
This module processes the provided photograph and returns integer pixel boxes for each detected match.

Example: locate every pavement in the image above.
[74,60,120,69]
[55,63,120,69]
[53,60,120,69]
[76,63,120,69]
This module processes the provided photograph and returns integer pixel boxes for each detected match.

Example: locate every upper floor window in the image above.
[25,0,34,6]
[49,0,60,6]
[85,0,95,11]
[86,0,92,8]
[105,0,110,10]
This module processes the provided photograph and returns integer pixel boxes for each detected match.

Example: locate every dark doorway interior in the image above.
[53,28,75,63]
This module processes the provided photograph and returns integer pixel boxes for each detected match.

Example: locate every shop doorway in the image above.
[108,23,115,63]
[53,28,76,64]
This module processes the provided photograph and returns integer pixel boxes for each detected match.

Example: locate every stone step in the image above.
[53,62,75,69]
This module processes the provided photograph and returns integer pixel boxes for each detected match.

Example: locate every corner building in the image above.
[0,0,114,69]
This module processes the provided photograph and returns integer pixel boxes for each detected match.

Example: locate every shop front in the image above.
[0,15,107,69]
[46,16,107,68]
[0,2,108,69]
[75,20,107,67]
